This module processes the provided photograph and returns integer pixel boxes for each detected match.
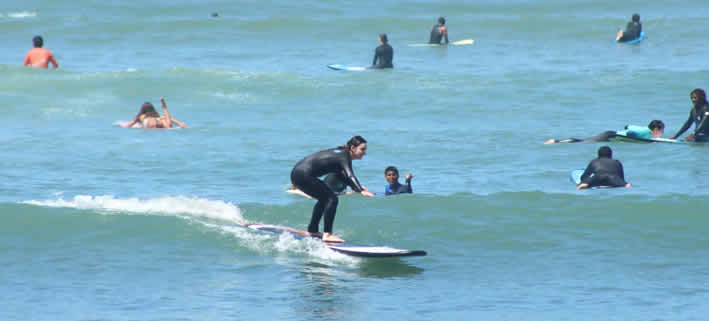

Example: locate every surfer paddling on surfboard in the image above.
[290,136,375,243]
[577,146,632,190]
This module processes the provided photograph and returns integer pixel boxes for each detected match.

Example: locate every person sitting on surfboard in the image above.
[371,33,393,69]
[123,97,187,129]
[577,146,631,190]
[544,120,665,144]
[429,17,449,45]
[384,166,413,196]
[670,88,709,142]
[290,136,375,243]
[616,13,642,42]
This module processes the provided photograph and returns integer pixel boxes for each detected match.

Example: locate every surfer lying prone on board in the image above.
[290,135,375,243]
[123,97,187,129]
[544,120,665,144]
[616,13,642,42]
[577,146,632,190]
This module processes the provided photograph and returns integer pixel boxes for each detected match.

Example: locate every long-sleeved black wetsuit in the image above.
[291,148,363,234]
[372,44,393,69]
[671,102,709,142]
[580,157,628,188]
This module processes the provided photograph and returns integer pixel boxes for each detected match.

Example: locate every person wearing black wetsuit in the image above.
[545,120,665,144]
[384,166,413,196]
[577,146,631,189]
[671,88,709,142]
[290,136,374,243]
[371,33,393,69]
[429,17,449,44]
[617,13,642,42]
[323,171,348,194]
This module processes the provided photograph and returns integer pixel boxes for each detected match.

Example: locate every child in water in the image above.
[384,166,413,196]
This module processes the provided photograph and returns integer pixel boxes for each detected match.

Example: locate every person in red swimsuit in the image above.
[24,36,58,69]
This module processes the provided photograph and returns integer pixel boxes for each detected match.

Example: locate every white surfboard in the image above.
[286,189,313,199]
[240,223,426,258]
[327,64,367,71]
[408,39,474,47]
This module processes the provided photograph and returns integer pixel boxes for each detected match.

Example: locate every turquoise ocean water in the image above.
[3,0,709,320]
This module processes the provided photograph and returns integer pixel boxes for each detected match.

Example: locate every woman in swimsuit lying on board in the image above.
[124,97,187,129]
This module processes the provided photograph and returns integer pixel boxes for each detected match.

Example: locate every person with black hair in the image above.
[23,35,58,69]
[384,166,413,196]
[429,17,449,44]
[577,146,632,189]
[545,120,665,144]
[671,88,709,142]
[371,33,393,69]
[616,13,642,42]
[290,136,375,243]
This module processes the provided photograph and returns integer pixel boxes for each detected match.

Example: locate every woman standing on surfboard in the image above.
[290,135,375,243]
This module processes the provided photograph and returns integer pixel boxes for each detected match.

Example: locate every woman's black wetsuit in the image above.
[291,148,363,234]
[671,103,709,142]
[372,44,393,69]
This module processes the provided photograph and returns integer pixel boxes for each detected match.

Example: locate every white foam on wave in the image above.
[24,194,243,222]
[24,195,357,263]
[4,12,37,18]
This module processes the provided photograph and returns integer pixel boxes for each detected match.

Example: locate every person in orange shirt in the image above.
[24,36,58,69]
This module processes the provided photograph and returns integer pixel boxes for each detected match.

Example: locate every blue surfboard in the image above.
[327,64,367,71]
[617,31,645,44]
[570,169,584,185]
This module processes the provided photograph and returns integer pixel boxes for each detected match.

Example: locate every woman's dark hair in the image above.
[139,102,160,118]
[33,35,43,48]
[691,88,707,104]
[339,135,367,150]
[438,17,446,25]
[598,146,612,158]
[379,33,388,44]
[648,120,664,130]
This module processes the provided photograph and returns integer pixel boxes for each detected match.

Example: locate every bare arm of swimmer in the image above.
[160,97,172,128]
[171,118,188,128]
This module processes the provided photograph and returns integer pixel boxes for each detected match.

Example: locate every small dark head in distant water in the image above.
[632,13,640,22]
[211,12,219,18]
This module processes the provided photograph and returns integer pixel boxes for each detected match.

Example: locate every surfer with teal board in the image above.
[616,13,643,43]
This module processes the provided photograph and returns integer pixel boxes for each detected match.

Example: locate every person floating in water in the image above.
[670,88,709,142]
[290,136,375,243]
[23,35,58,69]
[384,166,413,196]
[577,146,632,190]
[429,17,449,45]
[371,33,393,69]
[616,13,642,42]
[123,97,188,129]
[544,120,665,144]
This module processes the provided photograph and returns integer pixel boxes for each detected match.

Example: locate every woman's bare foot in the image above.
[307,231,323,239]
[322,233,345,243]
